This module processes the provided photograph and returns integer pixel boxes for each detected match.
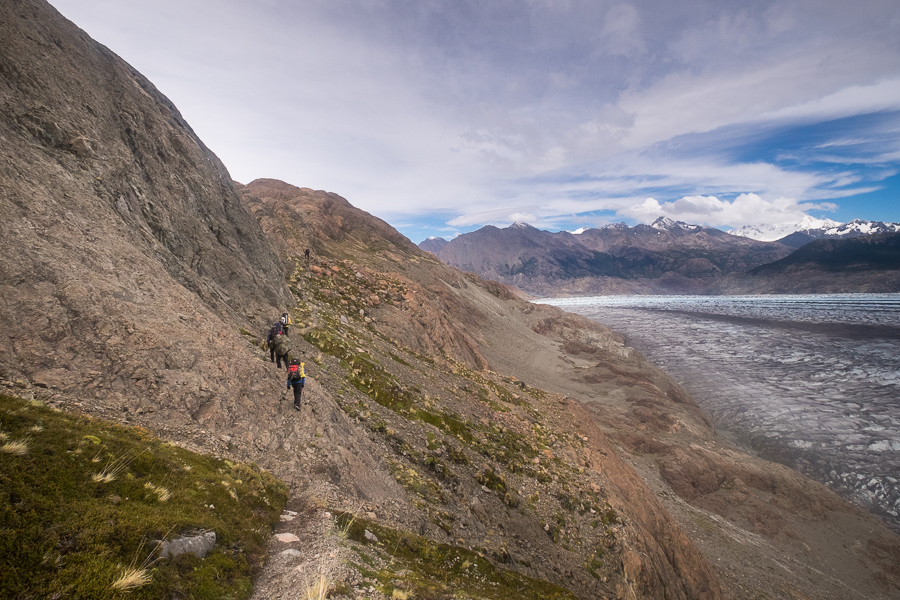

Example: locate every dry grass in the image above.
[143,482,172,502]
[110,566,151,591]
[302,557,338,600]
[92,449,144,484]
[1,438,29,455]
[302,573,331,600]
[301,504,360,600]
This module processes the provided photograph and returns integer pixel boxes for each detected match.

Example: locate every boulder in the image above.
[159,531,216,559]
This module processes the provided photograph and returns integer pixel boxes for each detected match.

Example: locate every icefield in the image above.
[544,294,900,531]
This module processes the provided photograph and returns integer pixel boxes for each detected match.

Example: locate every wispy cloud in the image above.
[49,0,900,239]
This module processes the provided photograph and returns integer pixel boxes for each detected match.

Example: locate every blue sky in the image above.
[49,0,900,243]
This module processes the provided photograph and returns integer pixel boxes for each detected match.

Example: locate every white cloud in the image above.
[447,205,541,228]
[618,55,900,149]
[753,78,900,125]
[617,193,839,227]
[600,4,645,57]
[46,0,900,236]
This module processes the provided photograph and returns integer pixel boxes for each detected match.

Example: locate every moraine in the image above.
[540,293,900,532]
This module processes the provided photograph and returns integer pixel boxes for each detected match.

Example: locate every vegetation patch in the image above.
[585,547,606,579]
[388,352,412,367]
[413,407,474,443]
[0,395,287,600]
[304,326,417,414]
[337,512,579,600]
[477,468,520,508]
[387,460,444,505]
[477,468,508,494]
[474,425,542,475]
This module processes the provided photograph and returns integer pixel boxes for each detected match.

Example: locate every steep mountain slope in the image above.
[2,2,899,599]
[430,219,791,295]
[751,231,900,274]
[0,0,292,433]
[241,180,900,600]
[716,232,900,293]
[237,180,725,599]
[419,236,450,254]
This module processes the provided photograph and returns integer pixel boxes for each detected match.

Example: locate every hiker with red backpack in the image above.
[286,358,306,410]
[266,322,291,368]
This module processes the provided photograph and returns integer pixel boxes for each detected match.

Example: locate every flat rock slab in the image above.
[274,532,300,543]
[159,531,216,559]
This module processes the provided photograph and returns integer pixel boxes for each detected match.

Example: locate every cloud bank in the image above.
[49,0,900,240]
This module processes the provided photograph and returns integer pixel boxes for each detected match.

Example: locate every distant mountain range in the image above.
[729,217,900,246]
[420,217,900,295]
[423,217,792,295]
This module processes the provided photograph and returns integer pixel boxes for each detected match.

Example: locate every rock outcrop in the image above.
[0,0,290,427]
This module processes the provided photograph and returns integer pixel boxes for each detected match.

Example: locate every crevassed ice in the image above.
[541,293,900,532]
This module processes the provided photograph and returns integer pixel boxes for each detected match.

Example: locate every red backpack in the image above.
[288,359,303,381]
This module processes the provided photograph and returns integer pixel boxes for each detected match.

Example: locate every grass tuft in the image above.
[92,448,143,483]
[1,438,29,455]
[144,481,172,502]
[302,570,332,600]
[111,566,151,591]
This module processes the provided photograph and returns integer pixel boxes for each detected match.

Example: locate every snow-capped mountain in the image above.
[651,216,701,232]
[729,217,900,246]
[728,216,842,241]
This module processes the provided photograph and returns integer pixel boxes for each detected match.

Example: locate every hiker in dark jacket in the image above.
[266,322,289,366]
[280,312,292,336]
[286,359,306,410]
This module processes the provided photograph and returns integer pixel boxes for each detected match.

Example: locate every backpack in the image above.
[287,359,304,382]
[280,314,288,326]
[273,332,291,356]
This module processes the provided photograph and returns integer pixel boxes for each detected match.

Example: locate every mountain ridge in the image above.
[428,219,793,295]
[424,218,900,295]
[729,217,900,245]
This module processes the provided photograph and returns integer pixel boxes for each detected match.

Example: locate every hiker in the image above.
[304,248,310,260]
[266,322,290,367]
[280,312,292,336]
[286,358,306,410]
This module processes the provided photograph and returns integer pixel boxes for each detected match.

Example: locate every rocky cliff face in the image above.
[2,2,899,600]
[0,0,291,437]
